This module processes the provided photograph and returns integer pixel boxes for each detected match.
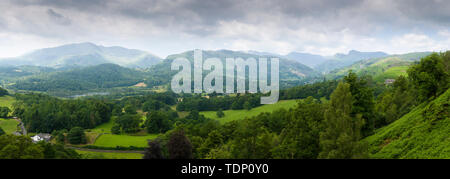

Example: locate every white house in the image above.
[31,133,52,143]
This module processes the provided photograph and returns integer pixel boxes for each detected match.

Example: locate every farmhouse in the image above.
[31,133,52,143]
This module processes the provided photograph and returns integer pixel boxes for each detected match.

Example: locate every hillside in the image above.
[0,42,162,68]
[9,63,147,94]
[315,50,389,73]
[149,50,323,89]
[365,89,450,158]
[325,52,432,82]
[284,52,329,68]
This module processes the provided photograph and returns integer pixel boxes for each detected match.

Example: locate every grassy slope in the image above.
[365,89,450,159]
[0,95,15,108]
[200,100,298,124]
[0,96,17,133]
[76,150,143,159]
[0,118,19,134]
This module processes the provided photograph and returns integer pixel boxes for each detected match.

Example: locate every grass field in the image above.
[93,134,159,147]
[373,66,409,82]
[0,95,15,108]
[76,150,143,159]
[0,118,19,134]
[200,100,298,123]
[92,119,114,133]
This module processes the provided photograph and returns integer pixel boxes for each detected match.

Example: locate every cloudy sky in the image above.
[0,0,449,58]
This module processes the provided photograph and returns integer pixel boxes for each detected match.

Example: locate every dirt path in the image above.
[67,146,145,154]
[13,117,27,136]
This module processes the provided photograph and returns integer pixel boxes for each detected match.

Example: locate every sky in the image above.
[0,0,449,58]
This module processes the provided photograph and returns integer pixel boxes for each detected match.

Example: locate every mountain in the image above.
[365,88,450,158]
[148,49,323,89]
[10,63,147,94]
[325,52,432,82]
[315,50,389,73]
[0,42,162,68]
[285,52,329,68]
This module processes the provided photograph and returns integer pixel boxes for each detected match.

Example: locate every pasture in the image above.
[200,100,298,123]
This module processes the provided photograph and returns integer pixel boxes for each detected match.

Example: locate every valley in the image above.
[0,43,448,160]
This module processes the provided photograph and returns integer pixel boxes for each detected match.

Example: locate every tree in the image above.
[0,107,10,118]
[272,97,324,159]
[111,124,121,134]
[243,101,252,111]
[67,127,86,144]
[216,109,225,118]
[168,130,192,159]
[319,82,367,159]
[0,135,44,159]
[146,111,171,134]
[124,104,137,114]
[55,132,65,144]
[143,139,164,159]
[408,53,449,101]
[115,114,142,133]
[344,71,375,136]
[0,87,8,97]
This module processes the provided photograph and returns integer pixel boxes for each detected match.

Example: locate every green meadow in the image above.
[200,100,298,124]
[76,150,143,159]
[0,95,15,108]
[93,134,158,148]
[0,118,19,134]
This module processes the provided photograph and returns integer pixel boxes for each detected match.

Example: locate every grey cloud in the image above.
[47,9,71,25]
[8,0,450,36]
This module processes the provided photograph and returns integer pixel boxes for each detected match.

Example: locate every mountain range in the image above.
[0,42,162,68]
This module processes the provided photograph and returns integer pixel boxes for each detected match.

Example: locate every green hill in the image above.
[326,52,432,82]
[150,50,323,89]
[10,63,147,93]
[365,89,450,159]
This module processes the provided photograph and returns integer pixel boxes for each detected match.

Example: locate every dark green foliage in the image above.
[0,135,43,159]
[280,80,339,100]
[115,114,142,133]
[11,63,147,92]
[407,52,449,101]
[0,87,8,97]
[13,93,112,133]
[143,139,164,159]
[0,127,5,136]
[176,94,261,111]
[216,109,225,118]
[319,82,367,159]
[55,132,65,144]
[273,97,324,159]
[111,124,121,134]
[344,71,375,136]
[168,130,192,159]
[124,105,137,114]
[145,111,172,134]
[0,107,10,118]
[67,127,87,144]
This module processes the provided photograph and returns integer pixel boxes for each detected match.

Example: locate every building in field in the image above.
[31,133,52,143]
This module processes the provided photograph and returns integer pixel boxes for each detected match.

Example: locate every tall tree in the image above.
[168,130,192,159]
[319,82,367,159]
[143,139,164,159]
[408,52,449,101]
[344,70,375,136]
[67,127,86,144]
